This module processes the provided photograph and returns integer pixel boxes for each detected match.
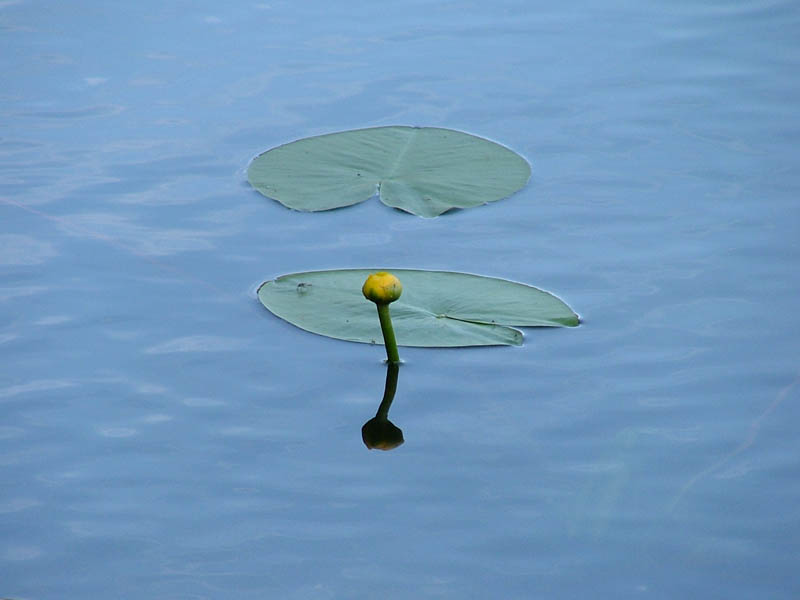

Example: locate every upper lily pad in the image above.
[247,126,531,218]
[257,269,579,348]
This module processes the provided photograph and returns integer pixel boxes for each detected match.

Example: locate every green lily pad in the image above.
[257,269,579,348]
[247,126,531,218]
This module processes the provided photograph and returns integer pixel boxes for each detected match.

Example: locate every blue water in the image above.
[2,1,799,598]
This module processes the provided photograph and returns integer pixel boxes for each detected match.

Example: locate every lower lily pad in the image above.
[247,126,531,218]
[257,269,579,348]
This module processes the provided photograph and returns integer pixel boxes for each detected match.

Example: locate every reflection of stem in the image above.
[376,303,400,364]
[375,362,399,420]
[362,362,403,450]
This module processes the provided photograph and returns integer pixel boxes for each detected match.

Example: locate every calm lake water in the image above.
[2,1,799,598]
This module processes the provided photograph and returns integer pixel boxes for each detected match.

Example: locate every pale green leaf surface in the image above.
[257,269,579,348]
[247,126,531,217]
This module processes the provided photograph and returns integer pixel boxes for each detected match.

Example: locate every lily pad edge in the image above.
[246,125,533,218]
[256,267,581,349]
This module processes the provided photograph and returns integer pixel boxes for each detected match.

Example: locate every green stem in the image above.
[375,303,400,364]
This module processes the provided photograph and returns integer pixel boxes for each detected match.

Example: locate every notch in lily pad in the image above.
[247,126,531,218]
[257,268,579,349]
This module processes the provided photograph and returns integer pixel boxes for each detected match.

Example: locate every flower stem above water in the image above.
[362,271,402,364]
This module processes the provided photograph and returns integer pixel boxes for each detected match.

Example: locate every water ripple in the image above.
[18,105,125,119]
[0,497,43,513]
[0,234,57,265]
[1,545,43,561]
[144,335,248,354]
[0,379,75,400]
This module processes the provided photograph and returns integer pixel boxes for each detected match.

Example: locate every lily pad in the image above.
[247,126,531,218]
[257,269,579,348]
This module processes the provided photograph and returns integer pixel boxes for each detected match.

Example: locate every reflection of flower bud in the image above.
[362,417,404,451]
[362,272,403,305]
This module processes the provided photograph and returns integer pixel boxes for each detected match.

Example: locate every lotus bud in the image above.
[362,272,402,364]
[362,271,403,305]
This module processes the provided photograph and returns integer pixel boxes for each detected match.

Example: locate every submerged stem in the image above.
[376,303,400,364]
[362,361,403,450]
[375,361,400,420]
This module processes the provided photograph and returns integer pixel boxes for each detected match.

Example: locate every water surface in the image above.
[2,1,799,598]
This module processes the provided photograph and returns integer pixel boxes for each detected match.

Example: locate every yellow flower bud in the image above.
[362,271,403,305]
